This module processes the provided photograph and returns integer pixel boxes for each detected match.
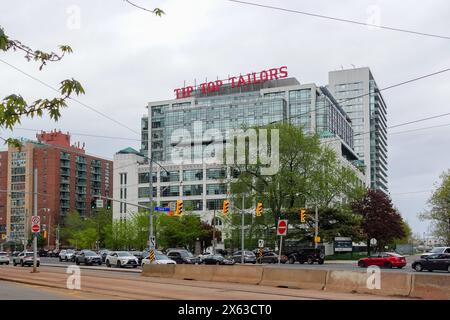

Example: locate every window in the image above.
[206,168,226,180]
[160,186,179,197]
[138,172,157,184]
[206,184,227,195]
[120,173,127,185]
[183,169,203,181]
[138,187,157,198]
[183,184,203,196]
[161,171,179,182]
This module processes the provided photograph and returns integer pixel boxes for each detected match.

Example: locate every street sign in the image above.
[258,239,264,248]
[31,216,40,234]
[277,219,288,236]
[150,236,155,248]
[96,199,103,208]
[155,206,170,212]
[370,238,377,246]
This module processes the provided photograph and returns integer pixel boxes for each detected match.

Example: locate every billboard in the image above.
[334,237,353,252]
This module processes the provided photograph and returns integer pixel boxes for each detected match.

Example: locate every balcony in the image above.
[91,167,101,174]
[76,196,86,202]
[60,153,70,160]
[60,185,70,192]
[91,175,101,182]
[77,164,87,171]
[60,192,70,200]
[60,201,70,209]
[60,168,70,176]
[76,157,87,164]
[60,177,70,184]
[60,160,70,169]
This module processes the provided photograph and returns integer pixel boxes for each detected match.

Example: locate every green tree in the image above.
[419,170,450,245]
[158,214,207,251]
[0,27,84,146]
[228,123,364,247]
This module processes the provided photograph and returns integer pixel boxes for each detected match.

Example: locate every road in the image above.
[0,264,412,300]
[38,256,450,275]
[0,280,119,300]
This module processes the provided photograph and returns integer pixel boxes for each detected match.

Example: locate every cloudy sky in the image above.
[1,0,449,236]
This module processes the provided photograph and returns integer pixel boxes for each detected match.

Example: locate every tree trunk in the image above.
[366,238,371,256]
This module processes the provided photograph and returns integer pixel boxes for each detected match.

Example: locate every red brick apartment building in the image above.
[0,130,112,249]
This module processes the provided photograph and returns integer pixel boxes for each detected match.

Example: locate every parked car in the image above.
[286,248,325,265]
[12,251,21,257]
[257,251,287,264]
[38,249,49,257]
[75,250,102,266]
[130,251,144,264]
[0,252,10,265]
[105,251,139,268]
[166,250,201,264]
[358,252,406,269]
[99,250,111,263]
[202,254,235,265]
[12,251,40,267]
[420,247,450,259]
[412,253,450,272]
[49,249,59,258]
[59,249,76,262]
[141,251,176,266]
[231,250,257,264]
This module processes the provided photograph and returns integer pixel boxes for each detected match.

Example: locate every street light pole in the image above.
[148,159,154,251]
[241,195,245,264]
[314,205,319,249]
[32,168,38,273]
[212,208,216,255]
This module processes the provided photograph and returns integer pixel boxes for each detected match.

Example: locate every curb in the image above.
[41,263,142,273]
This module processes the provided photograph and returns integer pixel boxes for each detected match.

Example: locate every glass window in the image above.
[206,168,226,180]
[206,184,227,195]
[161,171,179,182]
[160,186,179,197]
[138,187,157,198]
[183,169,203,181]
[183,184,203,196]
[138,172,157,184]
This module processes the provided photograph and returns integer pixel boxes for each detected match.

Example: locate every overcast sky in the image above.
[1,0,449,236]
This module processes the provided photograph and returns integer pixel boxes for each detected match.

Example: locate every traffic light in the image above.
[222,200,229,216]
[106,200,111,210]
[255,202,263,217]
[175,200,183,216]
[43,230,48,239]
[300,208,306,223]
[91,198,96,209]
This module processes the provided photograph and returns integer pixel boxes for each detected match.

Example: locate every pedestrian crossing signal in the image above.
[175,200,183,216]
[256,202,263,217]
[223,200,229,216]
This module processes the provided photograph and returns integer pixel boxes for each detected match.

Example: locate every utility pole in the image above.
[56,225,60,251]
[148,159,154,251]
[241,195,245,264]
[32,168,38,273]
[212,208,216,255]
[314,205,318,249]
[47,212,51,249]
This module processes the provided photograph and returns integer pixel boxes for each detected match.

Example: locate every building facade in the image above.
[0,151,7,241]
[114,75,366,225]
[1,130,112,248]
[328,67,388,193]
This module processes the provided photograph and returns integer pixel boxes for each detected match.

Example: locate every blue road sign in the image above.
[155,207,170,212]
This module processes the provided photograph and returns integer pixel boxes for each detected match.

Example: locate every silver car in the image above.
[0,252,10,265]
[12,251,40,267]
[59,249,76,262]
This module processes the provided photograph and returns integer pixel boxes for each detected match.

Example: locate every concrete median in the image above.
[325,270,413,297]
[141,264,175,278]
[173,264,217,281]
[211,265,264,285]
[410,274,450,300]
[260,268,327,290]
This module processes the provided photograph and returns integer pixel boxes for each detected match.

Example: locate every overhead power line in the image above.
[0,58,140,136]
[225,0,450,40]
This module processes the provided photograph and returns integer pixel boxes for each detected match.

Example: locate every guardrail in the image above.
[141,264,450,299]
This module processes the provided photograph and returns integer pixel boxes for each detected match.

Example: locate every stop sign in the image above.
[277,219,288,236]
[31,224,40,233]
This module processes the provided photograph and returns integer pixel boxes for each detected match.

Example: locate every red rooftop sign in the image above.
[174,66,288,99]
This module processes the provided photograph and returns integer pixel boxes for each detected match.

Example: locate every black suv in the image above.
[167,250,201,264]
[287,248,325,265]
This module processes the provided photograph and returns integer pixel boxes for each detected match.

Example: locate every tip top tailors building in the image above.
[113,66,388,229]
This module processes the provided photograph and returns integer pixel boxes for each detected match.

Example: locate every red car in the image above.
[358,252,406,269]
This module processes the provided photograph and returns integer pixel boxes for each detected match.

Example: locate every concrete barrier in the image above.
[211,265,263,285]
[141,264,175,278]
[325,270,412,297]
[260,268,327,290]
[173,265,216,281]
[410,274,450,300]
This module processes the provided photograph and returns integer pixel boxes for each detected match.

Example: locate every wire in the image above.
[11,127,140,142]
[225,0,450,40]
[0,58,140,135]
